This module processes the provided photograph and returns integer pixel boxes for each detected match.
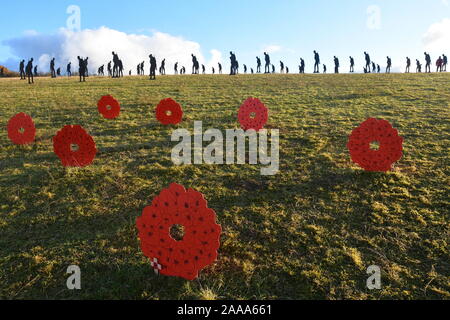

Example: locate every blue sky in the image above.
[1,0,449,73]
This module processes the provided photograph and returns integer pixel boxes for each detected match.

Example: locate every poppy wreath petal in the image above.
[136,183,221,281]
[52,125,97,167]
[97,95,120,119]
[7,112,36,145]
[155,98,183,125]
[238,97,269,131]
[347,118,403,172]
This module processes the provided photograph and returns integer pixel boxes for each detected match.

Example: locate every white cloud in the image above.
[423,18,450,54]
[1,27,222,74]
[262,45,282,54]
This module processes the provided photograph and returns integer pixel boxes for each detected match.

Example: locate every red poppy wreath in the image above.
[97,95,120,119]
[136,183,222,281]
[155,98,183,125]
[53,125,97,167]
[347,118,403,172]
[7,112,36,145]
[238,97,269,131]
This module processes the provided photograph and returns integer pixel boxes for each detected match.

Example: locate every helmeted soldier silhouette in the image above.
[191,54,199,74]
[256,57,261,73]
[424,52,431,73]
[19,60,25,79]
[107,61,112,77]
[67,62,72,77]
[443,54,447,72]
[406,57,411,73]
[313,51,320,73]
[364,52,371,73]
[112,52,120,77]
[229,51,238,75]
[77,56,86,82]
[300,58,305,73]
[416,59,422,73]
[25,58,34,84]
[334,56,340,73]
[50,58,56,78]
[386,57,392,73]
[160,59,166,75]
[218,62,222,74]
[264,52,271,73]
[149,54,157,80]
[349,56,355,73]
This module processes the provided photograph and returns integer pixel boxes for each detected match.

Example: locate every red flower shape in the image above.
[97,95,120,119]
[238,97,269,131]
[347,118,403,172]
[136,183,221,281]
[7,113,36,145]
[155,98,183,125]
[53,125,97,167]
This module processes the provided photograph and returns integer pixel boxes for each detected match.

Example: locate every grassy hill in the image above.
[0,74,448,299]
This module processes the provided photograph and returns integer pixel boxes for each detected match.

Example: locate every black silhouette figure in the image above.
[349,56,355,73]
[137,63,141,75]
[243,64,247,74]
[235,60,240,74]
[372,62,376,73]
[386,56,392,73]
[212,67,215,74]
[191,54,199,74]
[218,63,222,74]
[313,50,320,73]
[443,54,447,72]
[377,64,381,73]
[251,68,254,74]
[202,64,206,74]
[98,65,105,76]
[33,66,37,77]
[416,59,422,73]
[286,67,289,74]
[118,59,124,77]
[406,57,411,73]
[140,61,145,75]
[50,58,56,78]
[334,56,340,73]
[323,64,327,73]
[229,51,238,75]
[67,62,72,77]
[271,64,275,74]
[112,52,120,78]
[77,56,86,82]
[19,60,26,79]
[280,61,284,73]
[436,56,443,72]
[364,52,371,73]
[25,58,34,84]
[264,52,271,73]
[174,62,179,75]
[160,59,166,75]
[149,54,157,80]
[300,58,305,74]
[424,52,431,73]
[84,57,90,77]
[256,57,261,73]
[107,61,112,77]
[57,67,61,76]
[129,70,131,76]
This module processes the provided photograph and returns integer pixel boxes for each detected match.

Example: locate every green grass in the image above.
[0,73,448,300]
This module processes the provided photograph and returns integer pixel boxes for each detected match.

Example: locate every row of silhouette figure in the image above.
[17,51,449,83]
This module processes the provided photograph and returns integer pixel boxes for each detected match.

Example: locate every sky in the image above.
[1,0,449,74]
